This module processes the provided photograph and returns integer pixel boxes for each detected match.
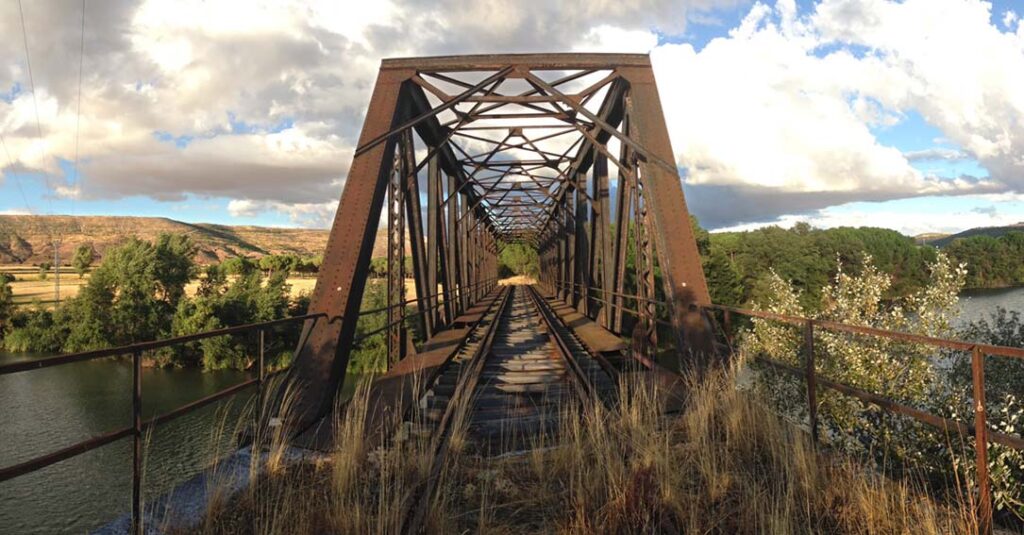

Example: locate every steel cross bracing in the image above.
[274,54,720,433]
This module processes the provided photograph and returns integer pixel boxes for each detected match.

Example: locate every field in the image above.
[1,265,421,308]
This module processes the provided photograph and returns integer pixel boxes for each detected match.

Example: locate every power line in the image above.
[16,0,52,214]
[17,0,61,303]
[71,0,86,219]
[0,134,34,216]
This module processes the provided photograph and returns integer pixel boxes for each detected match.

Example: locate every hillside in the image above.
[0,215,395,265]
[926,222,1024,247]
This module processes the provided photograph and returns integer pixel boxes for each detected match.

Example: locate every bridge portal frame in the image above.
[280,53,719,432]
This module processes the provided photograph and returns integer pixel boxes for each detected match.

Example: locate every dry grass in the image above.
[499,275,538,286]
[190,368,979,534]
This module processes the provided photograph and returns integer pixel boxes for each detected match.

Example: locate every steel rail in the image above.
[523,285,604,404]
[400,286,513,534]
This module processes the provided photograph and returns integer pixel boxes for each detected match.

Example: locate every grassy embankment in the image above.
[179,367,978,534]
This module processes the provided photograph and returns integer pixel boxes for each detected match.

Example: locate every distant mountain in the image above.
[920,222,1024,248]
[914,232,951,245]
[0,215,396,265]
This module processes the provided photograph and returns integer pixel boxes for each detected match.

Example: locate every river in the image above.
[0,353,363,534]
[3,287,1024,533]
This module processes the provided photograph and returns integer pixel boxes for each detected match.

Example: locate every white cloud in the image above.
[574,25,659,53]
[1,0,1023,232]
[716,203,1024,237]
[0,0,738,223]
[228,198,337,227]
[1004,10,1019,31]
[651,0,1024,228]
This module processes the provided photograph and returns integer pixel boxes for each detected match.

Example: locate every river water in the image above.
[3,287,1024,533]
[0,352,364,534]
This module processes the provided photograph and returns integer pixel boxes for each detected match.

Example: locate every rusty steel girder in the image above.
[275,54,719,433]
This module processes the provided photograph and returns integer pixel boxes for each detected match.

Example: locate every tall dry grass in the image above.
[190,367,979,534]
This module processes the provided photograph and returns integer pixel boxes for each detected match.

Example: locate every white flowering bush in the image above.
[946,308,1024,517]
[739,254,1024,517]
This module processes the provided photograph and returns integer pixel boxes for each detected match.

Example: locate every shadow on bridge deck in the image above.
[293,286,688,452]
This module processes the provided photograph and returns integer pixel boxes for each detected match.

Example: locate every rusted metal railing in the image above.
[552,280,1023,534]
[0,276,498,534]
[0,312,331,534]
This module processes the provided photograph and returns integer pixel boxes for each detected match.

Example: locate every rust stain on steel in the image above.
[278,53,723,432]
[279,67,413,429]
[618,66,718,367]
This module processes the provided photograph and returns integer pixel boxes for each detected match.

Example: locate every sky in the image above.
[0,0,1023,236]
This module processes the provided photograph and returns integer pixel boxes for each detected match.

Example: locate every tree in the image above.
[369,257,388,278]
[498,243,539,278]
[170,269,293,370]
[0,273,13,337]
[152,233,198,306]
[259,254,297,277]
[72,245,94,278]
[38,262,51,281]
[222,256,258,276]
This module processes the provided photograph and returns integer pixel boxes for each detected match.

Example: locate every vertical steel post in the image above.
[446,173,461,318]
[804,320,818,442]
[723,309,734,349]
[972,346,992,535]
[402,131,430,340]
[594,150,612,328]
[386,145,407,367]
[132,350,142,535]
[426,156,442,329]
[256,328,266,429]
[611,149,633,335]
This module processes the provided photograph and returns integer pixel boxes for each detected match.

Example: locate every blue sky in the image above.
[2,0,1023,235]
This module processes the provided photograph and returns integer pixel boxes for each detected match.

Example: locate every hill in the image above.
[926,222,1024,247]
[0,215,398,265]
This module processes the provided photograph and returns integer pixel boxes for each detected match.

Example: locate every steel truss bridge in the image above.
[0,54,1020,534]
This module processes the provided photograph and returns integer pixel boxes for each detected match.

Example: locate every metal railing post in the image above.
[131,350,142,535]
[256,328,266,434]
[972,346,992,534]
[804,320,818,442]
[723,309,733,348]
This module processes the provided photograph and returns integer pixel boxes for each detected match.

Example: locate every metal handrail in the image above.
[0,275,501,533]
[0,312,331,376]
[548,278,1022,533]
[0,312,332,535]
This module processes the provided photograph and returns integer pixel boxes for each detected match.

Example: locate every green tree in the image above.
[703,248,743,305]
[369,257,388,278]
[197,264,227,297]
[498,243,539,278]
[259,254,297,277]
[153,233,198,305]
[222,256,258,276]
[3,307,67,353]
[38,262,51,281]
[72,245,94,278]
[169,269,293,370]
[12,234,199,353]
[0,273,13,337]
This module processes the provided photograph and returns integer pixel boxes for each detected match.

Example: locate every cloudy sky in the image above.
[1,0,1022,236]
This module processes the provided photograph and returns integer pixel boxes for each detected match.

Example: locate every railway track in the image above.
[399,284,617,532]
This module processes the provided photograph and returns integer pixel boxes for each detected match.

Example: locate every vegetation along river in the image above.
[1,288,1022,533]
